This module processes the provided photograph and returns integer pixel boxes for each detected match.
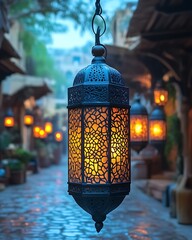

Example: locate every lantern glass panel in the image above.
[68,108,82,183]
[154,90,168,106]
[84,107,108,184]
[4,117,14,128]
[111,108,129,183]
[149,120,166,140]
[24,115,34,126]
[130,115,148,142]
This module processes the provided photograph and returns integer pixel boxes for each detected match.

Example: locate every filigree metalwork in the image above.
[84,107,109,184]
[68,86,82,106]
[109,67,124,85]
[83,86,108,102]
[68,108,82,183]
[88,65,105,82]
[111,108,130,183]
[109,86,129,105]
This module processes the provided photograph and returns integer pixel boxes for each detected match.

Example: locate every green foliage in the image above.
[8,159,24,171]
[8,0,91,41]
[165,114,182,157]
[13,148,34,165]
[166,82,176,100]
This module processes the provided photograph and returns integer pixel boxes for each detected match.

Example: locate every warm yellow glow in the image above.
[4,117,14,128]
[154,90,168,106]
[69,108,82,183]
[39,129,47,139]
[84,107,108,184]
[149,120,166,140]
[135,123,142,134]
[130,116,148,141]
[33,126,41,138]
[160,94,165,102]
[55,131,63,142]
[24,115,34,126]
[111,108,129,183]
[45,122,53,134]
[68,107,130,184]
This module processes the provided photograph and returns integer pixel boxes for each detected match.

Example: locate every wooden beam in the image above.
[142,30,192,41]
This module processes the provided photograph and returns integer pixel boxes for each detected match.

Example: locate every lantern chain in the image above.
[92,0,107,57]
[92,0,106,43]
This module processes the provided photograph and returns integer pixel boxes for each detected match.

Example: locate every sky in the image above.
[47,1,137,49]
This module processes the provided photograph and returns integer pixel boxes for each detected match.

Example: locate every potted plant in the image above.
[13,148,34,182]
[8,159,25,185]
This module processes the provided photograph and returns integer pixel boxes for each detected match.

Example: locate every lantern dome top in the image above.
[130,98,148,116]
[150,106,166,120]
[73,45,125,87]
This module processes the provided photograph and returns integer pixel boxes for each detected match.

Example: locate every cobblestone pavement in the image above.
[0,156,191,240]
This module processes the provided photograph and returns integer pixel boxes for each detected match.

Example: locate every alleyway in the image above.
[0,156,191,240]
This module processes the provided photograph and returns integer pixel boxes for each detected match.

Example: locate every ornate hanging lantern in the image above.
[154,81,168,106]
[130,98,148,152]
[54,130,63,143]
[45,120,53,134]
[149,106,166,149]
[24,109,34,127]
[68,0,130,232]
[4,108,14,129]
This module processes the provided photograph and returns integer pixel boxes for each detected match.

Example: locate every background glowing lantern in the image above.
[24,109,34,127]
[39,128,47,139]
[4,108,14,129]
[33,125,41,138]
[68,43,130,232]
[54,131,63,143]
[45,121,53,134]
[149,106,166,149]
[154,81,168,106]
[130,98,148,152]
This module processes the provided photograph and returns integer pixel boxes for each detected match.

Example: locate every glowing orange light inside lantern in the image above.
[39,129,47,139]
[55,131,63,142]
[45,122,53,134]
[149,120,166,140]
[33,126,41,138]
[4,117,14,128]
[154,90,168,106]
[24,115,34,126]
[130,116,148,141]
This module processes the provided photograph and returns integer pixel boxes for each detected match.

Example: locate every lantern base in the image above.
[72,195,126,232]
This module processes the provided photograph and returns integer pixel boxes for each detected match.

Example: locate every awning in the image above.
[125,0,192,86]
[2,74,52,107]
[0,37,20,59]
[0,59,25,82]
